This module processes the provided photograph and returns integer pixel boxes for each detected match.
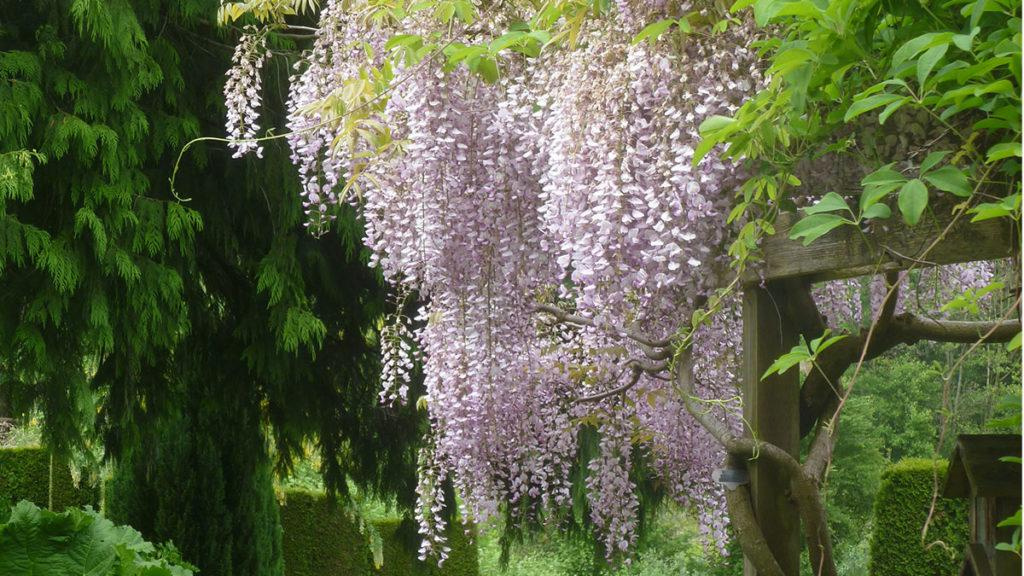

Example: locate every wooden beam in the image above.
[746,210,1016,284]
[742,283,801,576]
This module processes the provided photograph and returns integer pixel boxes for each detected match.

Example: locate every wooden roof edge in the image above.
[944,434,1022,499]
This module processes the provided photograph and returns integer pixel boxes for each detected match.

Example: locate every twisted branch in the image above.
[575,358,666,403]
[532,303,672,350]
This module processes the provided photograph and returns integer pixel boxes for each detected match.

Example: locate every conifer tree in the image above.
[1,1,424,573]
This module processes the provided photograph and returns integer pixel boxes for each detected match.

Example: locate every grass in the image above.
[476,505,741,576]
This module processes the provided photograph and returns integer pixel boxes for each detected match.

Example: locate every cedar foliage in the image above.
[1,0,423,499]
[106,377,284,576]
[2,0,425,574]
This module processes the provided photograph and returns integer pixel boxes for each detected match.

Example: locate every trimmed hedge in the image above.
[0,447,98,512]
[279,490,478,576]
[280,490,370,576]
[374,517,478,576]
[868,459,968,576]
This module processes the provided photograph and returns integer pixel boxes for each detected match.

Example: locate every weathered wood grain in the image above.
[742,284,801,576]
[746,210,1017,284]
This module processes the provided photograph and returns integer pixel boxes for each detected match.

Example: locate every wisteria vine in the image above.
[221,0,1007,563]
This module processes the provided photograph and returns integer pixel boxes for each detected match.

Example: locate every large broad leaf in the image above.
[0,501,194,576]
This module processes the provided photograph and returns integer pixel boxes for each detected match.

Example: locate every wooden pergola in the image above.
[737,211,1018,575]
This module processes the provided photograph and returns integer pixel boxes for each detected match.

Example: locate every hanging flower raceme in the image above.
[229,0,764,561]
[379,311,417,406]
[224,27,270,158]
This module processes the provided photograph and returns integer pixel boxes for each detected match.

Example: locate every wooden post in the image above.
[742,283,801,575]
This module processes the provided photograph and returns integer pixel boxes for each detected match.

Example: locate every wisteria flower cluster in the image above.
[232,0,762,560]
[379,311,416,406]
[224,27,270,158]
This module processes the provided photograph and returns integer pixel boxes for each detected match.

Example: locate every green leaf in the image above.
[916,43,948,87]
[861,182,901,211]
[897,179,928,225]
[1008,332,1021,351]
[845,93,906,122]
[809,330,846,355]
[475,56,499,83]
[0,501,194,575]
[861,203,892,220]
[446,44,488,66]
[804,192,850,215]
[998,509,1022,528]
[969,204,1012,222]
[969,194,1020,222]
[987,142,1021,163]
[692,116,736,166]
[528,30,552,45]
[891,32,952,70]
[677,15,692,33]
[699,115,736,133]
[452,0,475,24]
[952,27,979,51]
[434,2,455,23]
[923,165,971,197]
[769,46,815,77]
[385,34,423,51]
[862,165,906,186]
[753,0,821,26]
[919,151,950,174]
[489,31,527,53]
[692,138,718,167]
[761,345,811,379]
[860,166,907,210]
[789,213,847,246]
[631,18,675,45]
[877,97,910,124]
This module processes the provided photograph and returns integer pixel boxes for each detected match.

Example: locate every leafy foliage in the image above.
[823,342,1020,569]
[704,0,1021,253]
[0,500,196,576]
[760,329,846,379]
[477,504,742,576]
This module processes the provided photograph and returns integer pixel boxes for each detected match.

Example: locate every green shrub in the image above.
[279,489,370,576]
[374,517,479,576]
[0,500,196,575]
[0,447,98,511]
[278,489,479,576]
[869,459,968,576]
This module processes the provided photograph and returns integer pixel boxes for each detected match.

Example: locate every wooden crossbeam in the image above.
[746,210,1017,284]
